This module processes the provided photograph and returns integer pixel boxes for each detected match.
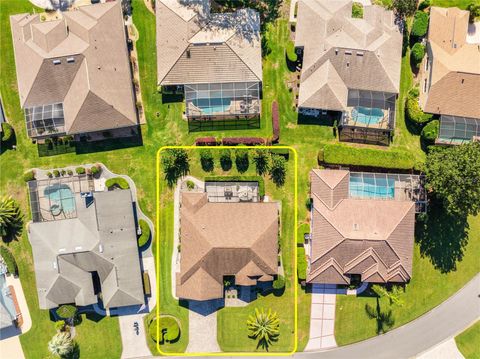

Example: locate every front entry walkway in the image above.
[186,300,222,353]
[305,284,338,351]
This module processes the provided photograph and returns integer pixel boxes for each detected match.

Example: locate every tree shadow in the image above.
[365,298,395,334]
[249,332,279,352]
[62,342,80,359]
[74,131,143,154]
[416,197,470,273]
[2,223,23,244]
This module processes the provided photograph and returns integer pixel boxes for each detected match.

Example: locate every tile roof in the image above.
[295,0,402,109]
[10,1,137,135]
[177,192,278,301]
[156,0,262,85]
[308,170,415,284]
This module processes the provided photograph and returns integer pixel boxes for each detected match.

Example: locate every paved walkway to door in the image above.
[305,284,338,351]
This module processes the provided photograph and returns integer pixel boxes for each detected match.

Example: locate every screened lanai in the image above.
[184,82,260,118]
[437,115,480,144]
[342,90,396,130]
[25,103,65,138]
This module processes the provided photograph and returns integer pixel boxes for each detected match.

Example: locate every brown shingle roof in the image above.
[10,1,137,135]
[177,192,278,301]
[308,170,415,284]
[422,7,480,118]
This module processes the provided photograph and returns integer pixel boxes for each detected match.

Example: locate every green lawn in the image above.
[431,0,473,9]
[455,321,480,359]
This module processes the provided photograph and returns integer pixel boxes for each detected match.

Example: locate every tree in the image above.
[371,285,405,307]
[392,0,417,17]
[420,119,439,143]
[247,308,280,350]
[269,155,287,187]
[467,2,480,23]
[161,149,190,186]
[411,11,429,38]
[0,197,23,241]
[235,149,249,173]
[352,2,364,18]
[410,43,425,67]
[200,150,214,172]
[48,332,74,357]
[253,149,270,176]
[219,149,233,171]
[425,143,480,216]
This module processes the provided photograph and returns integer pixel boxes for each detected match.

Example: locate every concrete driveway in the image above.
[186,300,222,353]
[119,314,151,359]
[305,284,338,351]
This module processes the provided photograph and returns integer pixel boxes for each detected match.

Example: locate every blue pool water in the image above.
[192,98,232,115]
[351,107,384,125]
[44,184,76,214]
[349,176,395,199]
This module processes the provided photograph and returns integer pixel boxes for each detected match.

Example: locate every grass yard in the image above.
[455,321,480,359]
[431,0,474,9]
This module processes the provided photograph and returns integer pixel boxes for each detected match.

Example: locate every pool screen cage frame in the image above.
[349,172,427,213]
[24,102,66,138]
[28,175,92,223]
[437,115,480,145]
[184,82,261,118]
[342,89,396,130]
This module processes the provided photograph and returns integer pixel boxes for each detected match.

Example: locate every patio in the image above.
[205,181,259,202]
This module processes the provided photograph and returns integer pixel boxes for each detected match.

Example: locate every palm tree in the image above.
[247,308,280,350]
[0,197,23,239]
[371,284,405,307]
[48,332,74,357]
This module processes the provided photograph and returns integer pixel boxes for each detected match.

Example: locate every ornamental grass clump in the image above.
[247,308,280,351]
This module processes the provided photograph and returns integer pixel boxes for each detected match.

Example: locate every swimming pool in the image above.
[349,174,395,199]
[44,184,76,214]
[351,107,384,125]
[192,98,232,115]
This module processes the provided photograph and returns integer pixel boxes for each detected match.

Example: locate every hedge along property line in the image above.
[0,246,18,276]
[272,101,280,143]
[204,175,265,197]
[322,143,417,170]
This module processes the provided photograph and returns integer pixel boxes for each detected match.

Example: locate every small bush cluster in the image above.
[222,137,265,146]
[411,11,429,38]
[273,275,285,290]
[186,180,195,190]
[137,219,151,248]
[1,122,14,143]
[405,92,433,126]
[235,149,250,173]
[286,41,297,63]
[271,101,280,143]
[23,170,35,182]
[90,165,101,176]
[411,43,425,68]
[195,137,217,146]
[105,177,130,190]
[53,170,60,177]
[0,246,18,275]
[75,167,86,175]
[352,2,364,18]
[421,119,439,143]
[200,150,214,172]
[467,2,480,22]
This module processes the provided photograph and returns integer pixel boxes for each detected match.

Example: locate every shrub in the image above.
[253,149,270,176]
[297,247,307,281]
[67,170,73,176]
[150,317,181,343]
[219,149,233,171]
[235,149,249,173]
[204,176,265,197]
[23,170,35,182]
[269,155,287,187]
[1,122,14,143]
[352,2,363,18]
[297,223,311,245]
[200,150,214,172]
[53,170,60,177]
[75,167,85,175]
[286,41,297,63]
[222,137,265,146]
[467,2,480,23]
[46,172,53,178]
[418,0,430,11]
[90,165,101,176]
[317,149,324,163]
[411,11,429,38]
[406,95,433,126]
[105,177,130,190]
[271,101,280,143]
[323,143,416,169]
[392,0,416,17]
[54,320,66,332]
[421,119,439,143]
[137,219,151,248]
[186,180,195,190]
[0,246,18,275]
[195,137,217,146]
[55,304,77,319]
[273,275,285,290]
[411,43,425,67]
[60,170,66,176]
[408,86,420,98]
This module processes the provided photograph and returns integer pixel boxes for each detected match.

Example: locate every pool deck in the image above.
[343,106,390,130]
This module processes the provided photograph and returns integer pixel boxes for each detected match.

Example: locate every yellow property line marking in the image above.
[156,146,298,356]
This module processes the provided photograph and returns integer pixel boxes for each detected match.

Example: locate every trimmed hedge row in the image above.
[195,137,217,146]
[138,219,151,248]
[204,175,265,197]
[411,43,425,67]
[322,143,416,170]
[1,122,14,143]
[411,11,429,38]
[297,246,307,282]
[0,246,18,276]
[272,101,280,143]
[105,177,130,190]
[421,119,439,143]
[406,95,433,126]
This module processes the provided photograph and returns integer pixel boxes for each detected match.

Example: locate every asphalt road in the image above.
[132,274,479,359]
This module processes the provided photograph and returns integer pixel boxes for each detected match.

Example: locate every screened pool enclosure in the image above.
[184,82,261,119]
[25,103,65,138]
[437,115,480,145]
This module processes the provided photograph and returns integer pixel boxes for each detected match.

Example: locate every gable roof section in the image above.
[156,0,262,85]
[177,192,278,301]
[10,1,137,135]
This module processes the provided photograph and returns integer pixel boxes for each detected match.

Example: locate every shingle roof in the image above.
[295,0,402,109]
[421,7,480,118]
[10,1,137,135]
[156,0,262,85]
[308,170,414,284]
[29,190,144,309]
[177,192,278,301]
